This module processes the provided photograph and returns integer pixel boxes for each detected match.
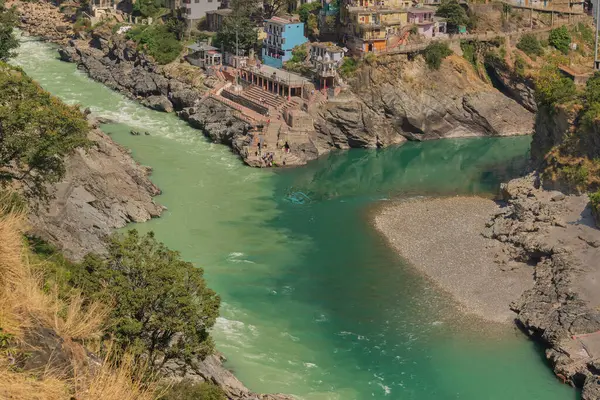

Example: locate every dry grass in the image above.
[0,198,163,400]
[0,209,108,342]
[77,350,166,400]
[0,368,70,400]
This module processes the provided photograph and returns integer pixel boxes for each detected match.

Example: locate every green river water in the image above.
[13,36,576,400]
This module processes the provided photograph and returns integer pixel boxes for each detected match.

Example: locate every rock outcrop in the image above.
[484,175,600,399]
[27,124,164,261]
[311,55,535,147]
[162,354,293,400]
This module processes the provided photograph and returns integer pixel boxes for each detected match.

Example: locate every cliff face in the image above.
[27,125,164,261]
[484,176,600,400]
[311,55,535,147]
[59,33,535,166]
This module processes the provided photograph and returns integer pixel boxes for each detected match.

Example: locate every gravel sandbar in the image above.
[373,196,533,323]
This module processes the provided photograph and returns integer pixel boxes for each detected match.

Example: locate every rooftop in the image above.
[245,64,309,86]
[311,42,345,52]
[187,43,219,52]
[407,7,436,13]
[265,15,301,25]
[348,6,407,14]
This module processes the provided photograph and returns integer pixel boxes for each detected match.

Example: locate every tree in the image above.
[534,65,576,107]
[72,230,220,368]
[584,72,600,105]
[423,42,452,70]
[298,1,321,23]
[516,33,543,57]
[548,26,571,55]
[132,0,165,18]
[213,12,258,55]
[262,0,294,19]
[0,63,90,198]
[0,0,18,62]
[435,0,468,33]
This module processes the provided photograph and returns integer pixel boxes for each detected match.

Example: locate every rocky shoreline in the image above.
[374,174,600,399]
[14,0,535,169]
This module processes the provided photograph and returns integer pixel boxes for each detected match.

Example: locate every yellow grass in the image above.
[77,350,166,400]
[0,368,70,400]
[0,199,163,400]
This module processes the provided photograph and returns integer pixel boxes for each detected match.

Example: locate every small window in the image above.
[195,0,199,3]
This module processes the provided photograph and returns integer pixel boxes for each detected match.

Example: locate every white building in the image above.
[181,0,221,26]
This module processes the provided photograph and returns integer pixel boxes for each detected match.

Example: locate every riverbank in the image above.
[12,0,535,169]
[373,175,600,399]
[374,196,533,324]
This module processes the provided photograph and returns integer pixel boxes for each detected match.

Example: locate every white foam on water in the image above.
[303,362,317,369]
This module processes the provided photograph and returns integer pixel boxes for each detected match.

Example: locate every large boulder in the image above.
[142,95,174,113]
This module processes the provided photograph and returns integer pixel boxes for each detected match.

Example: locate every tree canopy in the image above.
[423,42,452,70]
[72,230,220,368]
[0,63,90,198]
[0,0,18,62]
[548,25,571,55]
[213,11,258,55]
[435,0,468,32]
[516,33,543,57]
[534,65,576,107]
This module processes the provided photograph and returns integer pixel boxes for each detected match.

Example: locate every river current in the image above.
[13,37,575,399]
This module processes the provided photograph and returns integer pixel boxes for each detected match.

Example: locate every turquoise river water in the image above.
[13,36,577,399]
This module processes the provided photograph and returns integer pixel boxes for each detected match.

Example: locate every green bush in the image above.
[423,42,452,70]
[514,56,526,76]
[534,65,576,107]
[560,165,589,188]
[548,25,571,54]
[126,25,182,64]
[298,1,321,23]
[339,57,358,78]
[590,189,600,207]
[516,33,543,57]
[71,230,220,368]
[0,0,19,61]
[160,381,226,400]
[460,40,476,67]
[0,63,90,198]
[290,45,307,63]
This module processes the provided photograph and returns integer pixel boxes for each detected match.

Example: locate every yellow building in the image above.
[342,0,409,54]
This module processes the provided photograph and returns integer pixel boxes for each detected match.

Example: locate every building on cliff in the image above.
[262,16,308,68]
[340,0,447,54]
[181,0,222,27]
[309,42,345,88]
[340,0,411,54]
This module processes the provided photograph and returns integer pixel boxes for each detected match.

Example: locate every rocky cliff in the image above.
[483,175,600,400]
[27,122,164,261]
[310,55,535,148]
[57,31,535,166]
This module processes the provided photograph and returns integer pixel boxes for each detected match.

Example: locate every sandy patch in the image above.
[373,196,533,323]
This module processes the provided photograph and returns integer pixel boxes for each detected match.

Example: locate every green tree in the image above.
[132,0,165,18]
[126,25,183,64]
[435,0,468,33]
[0,63,89,198]
[584,72,600,105]
[213,12,258,55]
[72,230,220,368]
[0,0,18,62]
[423,42,452,70]
[516,33,543,57]
[534,65,576,107]
[298,1,321,23]
[548,25,571,55]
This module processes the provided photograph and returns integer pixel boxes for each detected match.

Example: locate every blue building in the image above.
[262,16,308,69]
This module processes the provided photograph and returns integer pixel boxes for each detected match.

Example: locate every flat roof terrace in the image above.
[243,65,309,87]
